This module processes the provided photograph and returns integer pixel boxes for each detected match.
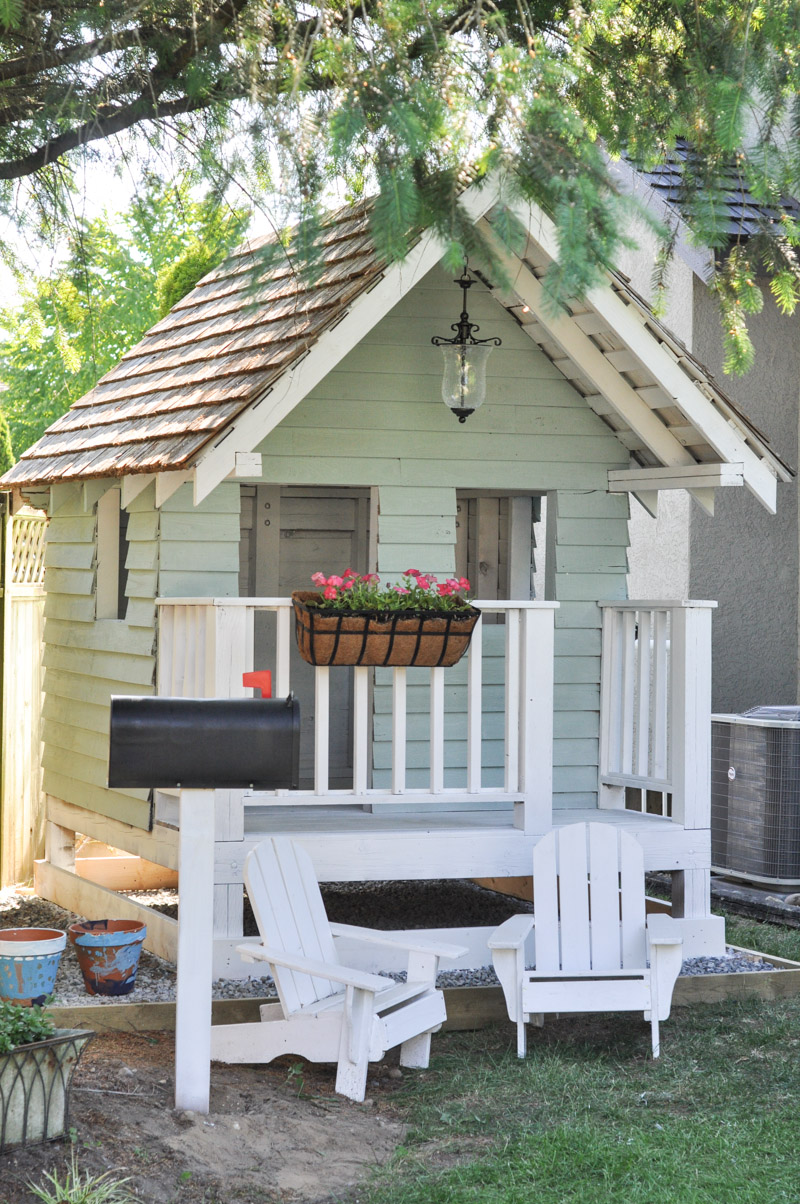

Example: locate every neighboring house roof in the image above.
[3,178,792,514]
[633,139,800,241]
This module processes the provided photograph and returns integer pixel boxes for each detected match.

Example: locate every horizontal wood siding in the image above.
[546,489,630,807]
[255,266,627,494]
[252,266,630,807]
[43,480,242,832]
[43,484,158,829]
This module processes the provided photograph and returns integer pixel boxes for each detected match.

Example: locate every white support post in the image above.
[515,605,556,834]
[275,605,292,698]
[599,608,625,810]
[669,604,716,829]
[175,789,216,1114]
[504,609,521,794]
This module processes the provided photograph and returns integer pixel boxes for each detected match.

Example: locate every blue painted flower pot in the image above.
[67,920,147,996]
[0,929,67,1006]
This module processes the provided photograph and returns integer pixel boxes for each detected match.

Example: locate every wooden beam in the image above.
[503,199,782,513]
[121,474,155,508]
[227,451,263,480]
[609,463,745,492]
[155,471,192,508]
[34,860,178,961]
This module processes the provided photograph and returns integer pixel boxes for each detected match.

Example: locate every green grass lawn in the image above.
[356,907,800,1204]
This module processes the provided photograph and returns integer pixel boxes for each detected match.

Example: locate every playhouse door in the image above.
[240,485,371,787]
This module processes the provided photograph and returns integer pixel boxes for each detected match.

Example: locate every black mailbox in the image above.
[108,695,300,790]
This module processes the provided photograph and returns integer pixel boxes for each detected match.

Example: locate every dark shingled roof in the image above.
[634,139,800,240]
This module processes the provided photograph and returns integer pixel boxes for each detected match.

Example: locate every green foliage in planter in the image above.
[0,1000,55,1053]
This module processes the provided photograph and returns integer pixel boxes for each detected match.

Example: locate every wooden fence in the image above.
[1,501,47,886]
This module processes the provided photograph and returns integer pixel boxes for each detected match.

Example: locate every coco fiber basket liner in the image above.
[291,591,481,667]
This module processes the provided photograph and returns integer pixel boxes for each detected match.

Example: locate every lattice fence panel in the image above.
[10,511,47,585]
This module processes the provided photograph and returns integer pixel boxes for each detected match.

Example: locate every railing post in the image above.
[598,607,625,810]
[668,603,716,829]
[515,604,557,834]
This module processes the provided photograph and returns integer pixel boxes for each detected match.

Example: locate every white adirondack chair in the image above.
[489,822,683,1059]
[210,836,468,1102]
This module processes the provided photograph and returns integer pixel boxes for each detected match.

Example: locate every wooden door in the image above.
[240,486,370,787]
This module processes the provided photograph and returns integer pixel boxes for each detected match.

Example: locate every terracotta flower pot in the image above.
[0,929,66,1007]
[67,920,146,997]
[292,591,481,667]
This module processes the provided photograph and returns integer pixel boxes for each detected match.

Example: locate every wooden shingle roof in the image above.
[3,182,792,512]
[3,203,384,488]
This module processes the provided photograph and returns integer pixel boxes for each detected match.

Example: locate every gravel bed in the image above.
[0,881,784,1008]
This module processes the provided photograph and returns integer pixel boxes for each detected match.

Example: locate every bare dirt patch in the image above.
[1,1032,408,1204]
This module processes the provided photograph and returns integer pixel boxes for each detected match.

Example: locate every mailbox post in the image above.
[108,695,300,1113]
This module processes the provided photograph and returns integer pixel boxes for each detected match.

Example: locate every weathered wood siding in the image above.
[253,265,631,805]
[43,481,240,832]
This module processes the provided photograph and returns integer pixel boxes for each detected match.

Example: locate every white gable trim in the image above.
[192,179,505,503]
[505,198,779,513]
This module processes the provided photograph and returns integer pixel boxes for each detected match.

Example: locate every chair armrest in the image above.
[234,943,390,992]
[330,922,467,961]
[646,914,684,947]
[488,915,535,951]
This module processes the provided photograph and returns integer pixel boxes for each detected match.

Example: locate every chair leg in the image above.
[517,1017,527,1059]
[336,987,373,1102]
[650,1011,660,1059]
[399,1030,432,1069]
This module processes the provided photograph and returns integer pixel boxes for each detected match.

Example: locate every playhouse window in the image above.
[96,488,129,620]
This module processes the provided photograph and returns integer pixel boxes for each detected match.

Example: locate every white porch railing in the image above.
[598,601,716,829]
[156,598,558,833]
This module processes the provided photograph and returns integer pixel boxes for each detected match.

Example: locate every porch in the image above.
[154,595,719,955]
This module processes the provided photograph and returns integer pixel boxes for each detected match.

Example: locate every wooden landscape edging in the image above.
[45,947,800,1035]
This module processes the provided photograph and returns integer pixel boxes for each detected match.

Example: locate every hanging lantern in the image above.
[432,269,501,422]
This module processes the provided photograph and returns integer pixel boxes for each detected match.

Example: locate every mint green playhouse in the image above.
[3,180,790,971]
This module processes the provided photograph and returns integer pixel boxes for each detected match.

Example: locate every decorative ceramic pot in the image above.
[0,929,66,1006]
[0,1028,93,1151]
[291,591,481,668]
[67,920,146,997]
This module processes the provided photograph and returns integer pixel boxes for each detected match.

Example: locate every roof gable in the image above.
[4,178,792,514]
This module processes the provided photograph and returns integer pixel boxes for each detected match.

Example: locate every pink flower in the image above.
[437,583,453,596]
[311,572,327,586]
[341,578,355,589]
[405,569,420,578]
[458,577,470,590]
[416,576,432,590]
[343,568,357,578]
[323,584,337,600]
[394,586,410,594]
[328,575,343,588]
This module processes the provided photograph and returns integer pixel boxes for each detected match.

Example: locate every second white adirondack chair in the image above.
[489,822,683,1058]
[210,836,467,1102]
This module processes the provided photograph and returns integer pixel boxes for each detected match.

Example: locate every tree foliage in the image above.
[0,177,248,456]
[1,1,799,370]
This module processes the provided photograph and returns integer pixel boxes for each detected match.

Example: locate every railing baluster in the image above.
[620,610,637,776]
[467,617,483,793]
[275,605,291,697]
[504,608,520,793]
[653,609,669,780]
[314,667,329,794]
[392,668,407,794]
[635,609,651,778]
[353,666,369,794]
[430,667,445,793]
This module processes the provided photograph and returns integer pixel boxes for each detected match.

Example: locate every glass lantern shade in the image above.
[439,342,494,422]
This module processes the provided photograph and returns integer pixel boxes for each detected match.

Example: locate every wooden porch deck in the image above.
[228,804,711,881]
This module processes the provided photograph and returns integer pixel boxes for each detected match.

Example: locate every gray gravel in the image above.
[0,881,782,1008]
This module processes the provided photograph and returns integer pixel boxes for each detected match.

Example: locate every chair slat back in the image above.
[532,823,647,974]
[244,837,341,1013]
